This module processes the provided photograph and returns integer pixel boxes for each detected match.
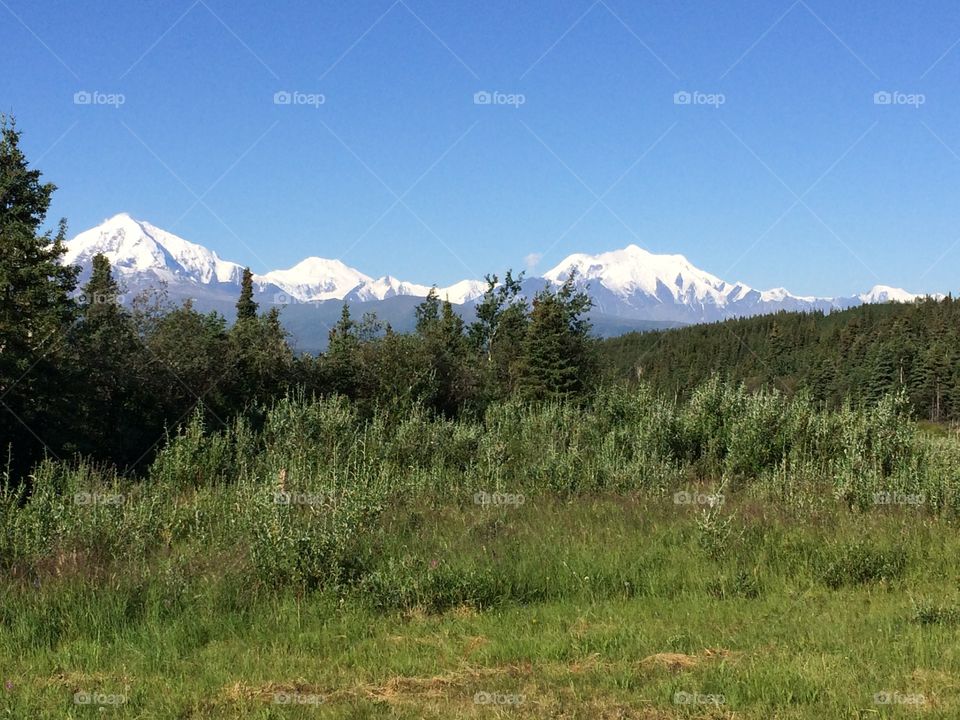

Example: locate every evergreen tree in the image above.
[74,254,145,462]
[415,288,441,332]
[236,267,258,322]
[518,273,594,400]
[417,294,471,414]
[0,116,79,476]
[324,304,363,398]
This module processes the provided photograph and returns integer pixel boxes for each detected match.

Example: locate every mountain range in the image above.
[63,213,938,351]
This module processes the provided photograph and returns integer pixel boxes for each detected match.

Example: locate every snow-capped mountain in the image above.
[64,213,245,286]
[858,285,926,304]
[345,276,432,302]
[63,215,937,334]
[541,244,932,323]
[64,214,492,309]
[258,257,372,303]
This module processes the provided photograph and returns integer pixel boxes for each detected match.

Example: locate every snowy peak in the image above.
[545,244,738,307]
[345,276,432,302]
[438,279,489,304]
[857,285,925,304]
[257,257,372,302]
[63,217,944,324]
[65,213,244,285]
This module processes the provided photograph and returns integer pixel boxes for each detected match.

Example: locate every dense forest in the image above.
[0,119,598,479]
[600,298,960,421]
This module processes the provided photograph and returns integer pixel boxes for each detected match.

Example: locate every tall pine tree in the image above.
[0,116,79,476]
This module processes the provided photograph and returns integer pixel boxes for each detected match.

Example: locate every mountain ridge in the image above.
[63,214,941,345]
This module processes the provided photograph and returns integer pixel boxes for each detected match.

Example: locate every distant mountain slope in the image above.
[63,214,941,351]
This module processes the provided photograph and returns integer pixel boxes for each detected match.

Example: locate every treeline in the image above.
[0,120,598,479]
[600,298,960,421]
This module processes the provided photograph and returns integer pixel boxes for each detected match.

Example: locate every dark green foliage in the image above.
[600,298,960,420]
[73,254,144,462]
[234,267,257,322]
[518,273,596,401]
[0,117,79,476]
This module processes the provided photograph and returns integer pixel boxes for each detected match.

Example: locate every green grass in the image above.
[3,383,960,717]
[3,494,960,719]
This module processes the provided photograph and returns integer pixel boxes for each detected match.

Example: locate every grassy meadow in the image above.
[2,380,960,718]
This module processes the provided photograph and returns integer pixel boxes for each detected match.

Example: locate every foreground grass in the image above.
[3,494,959,719]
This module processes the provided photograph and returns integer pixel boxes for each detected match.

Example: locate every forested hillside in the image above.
[600,298,960,420]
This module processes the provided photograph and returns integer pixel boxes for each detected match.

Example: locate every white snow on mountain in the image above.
[544,244,733,303]
[857,285,926,304]
[543,243,793,311]
[257,257,372,302]
[345,275,433,302]
[63,216,940,322]
[437,279,489,304]
[64,213,244,285]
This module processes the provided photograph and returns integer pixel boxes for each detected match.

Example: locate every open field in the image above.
[3,495,960,718]
[2,384,960,718]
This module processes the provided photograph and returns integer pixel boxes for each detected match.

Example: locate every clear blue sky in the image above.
[2,0,959,295]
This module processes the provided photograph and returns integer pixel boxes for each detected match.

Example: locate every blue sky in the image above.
[2,0,959,295]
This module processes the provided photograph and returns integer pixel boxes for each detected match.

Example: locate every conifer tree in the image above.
[75,254,145,462]
[519,273,594,401]
[0,116,79,475]
[236,267,258,322]
[324,304,362,398]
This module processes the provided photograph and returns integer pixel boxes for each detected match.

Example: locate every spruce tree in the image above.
[519,273,594,401]
[0,116,79,475]
[236,267,258,322]
[75,254,144,462]
[324,304,362,398]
